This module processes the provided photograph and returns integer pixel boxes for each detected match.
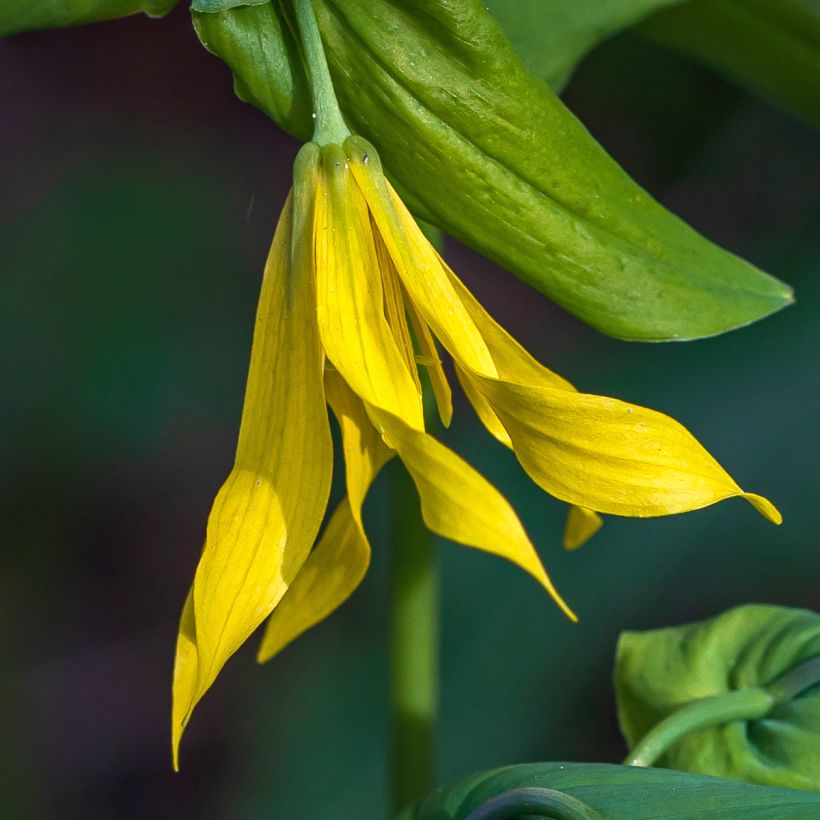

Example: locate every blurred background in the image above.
[1,7,818,818]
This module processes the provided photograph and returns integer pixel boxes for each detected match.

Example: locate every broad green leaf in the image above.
[395,761,820,819]
[637,0,820,129]
[191,0,266,11]
[485,0,820,128]
[484,0,686,92]
[0,0,176,37]
[192,0,791,341]
[616,604,820,790]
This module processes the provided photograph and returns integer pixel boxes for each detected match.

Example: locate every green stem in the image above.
[624,654,820,769]
[389,462,438,813]
[766,654,820,705]
[624,687,774,768]
[389,217,443,813]
[291,0,349,145]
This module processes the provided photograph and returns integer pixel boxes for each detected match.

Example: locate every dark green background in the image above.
[1,8,818,818]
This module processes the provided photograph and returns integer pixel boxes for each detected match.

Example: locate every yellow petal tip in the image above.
[743,493,782,525]
[563,506,604,551]
[543,577,578,623]
[171,735,181,773]
[255,646,274,665]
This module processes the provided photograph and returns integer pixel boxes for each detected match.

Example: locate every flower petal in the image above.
[563,507,604,551]
[406,299,453,427]
[455,362,511,446]
[256,372,393,662]
[443,262,574,390]
[315,144,424,430]
[368,404,576,621]
[344,137,497,378]
[472,375,782,522]
[171,586,197,771]
[255,499,366,662]
[172,148,333,765]
[324,370,394,520]
[374,228,422,396]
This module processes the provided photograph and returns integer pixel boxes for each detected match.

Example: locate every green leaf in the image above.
[637,0,820,129]
[484,0,686,92]
[395,761,820,819]
[616,604,820,790]
[192,0,792,341]
[191,0,267,12]
[0,0,177,37]
[193,3,312,139]
[484,1,820,128]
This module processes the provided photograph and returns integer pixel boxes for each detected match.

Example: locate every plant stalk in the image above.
[389,218,442,813]
[624,687,773,768]
[389,462,438,813]
[291,0,349,145]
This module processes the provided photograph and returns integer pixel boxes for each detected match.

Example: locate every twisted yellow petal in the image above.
[473,375,781,521]
[344,138,497,379]
[368,404,576,622]
[171,146,333,767]
[256,373,393,662]
[171,587,196,771]
[346,136,778,526]
[315,144,423,431]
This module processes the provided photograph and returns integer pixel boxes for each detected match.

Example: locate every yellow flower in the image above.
[171,137,780,767]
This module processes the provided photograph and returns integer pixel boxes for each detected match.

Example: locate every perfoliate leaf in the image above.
[0,0,176,37]
[484,0,686,91]
[616,604,820,790]
[395,761,820,819]
[637,0,820,129]
[192,0,791,341]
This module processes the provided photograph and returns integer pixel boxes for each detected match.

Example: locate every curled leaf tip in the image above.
[744,493,783,525]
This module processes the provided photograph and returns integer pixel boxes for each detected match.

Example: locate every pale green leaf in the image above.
[616,604,820,790]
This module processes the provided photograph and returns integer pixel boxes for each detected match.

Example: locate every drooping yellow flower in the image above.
[171,136,780,767]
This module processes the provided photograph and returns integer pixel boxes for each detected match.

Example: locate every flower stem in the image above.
[765,654,820,705]
[291,0,349,145]
[623,687,773,768]
[624,653,820,769]
[389,462,438,813]
[389,217,442,813]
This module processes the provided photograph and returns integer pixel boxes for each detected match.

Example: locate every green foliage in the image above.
[191,0,791,341]
[192,0,267,10]
[193,3,312,138]
[637,0,820,128]
[396,762,820,818]
[0,0,176,37]
[484,0,685,91]
[484,0,820,128]
[616,605,820,790]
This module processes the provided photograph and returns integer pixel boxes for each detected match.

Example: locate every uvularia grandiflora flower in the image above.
[171,137,780,765]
